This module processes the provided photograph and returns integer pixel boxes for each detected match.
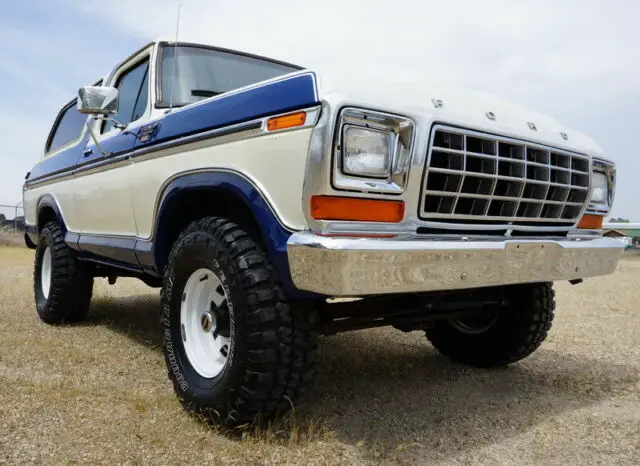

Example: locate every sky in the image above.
[0,0,638,220]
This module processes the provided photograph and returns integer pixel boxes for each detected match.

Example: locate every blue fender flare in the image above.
[151,170,323,300]
[36,195,67,232]
[24,195,66,249]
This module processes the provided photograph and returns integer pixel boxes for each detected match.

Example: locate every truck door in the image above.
[72,47,153,238]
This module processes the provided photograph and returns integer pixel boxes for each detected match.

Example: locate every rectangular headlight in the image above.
[590,172,609,205]
[332,107,415,194]
[587,159,615,216]
[590,171,608,205]
[342,125,391,178]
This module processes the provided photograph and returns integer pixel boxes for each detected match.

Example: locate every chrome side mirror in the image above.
[77,86,119,115]
[77,86,124,158]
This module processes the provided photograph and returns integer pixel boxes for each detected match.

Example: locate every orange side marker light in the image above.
[266,112,306,131]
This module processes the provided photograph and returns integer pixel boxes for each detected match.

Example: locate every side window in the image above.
[102,58,150,133]
[46,102,87,154]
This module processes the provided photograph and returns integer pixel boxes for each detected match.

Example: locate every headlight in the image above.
[587,159,616,214]
[333,108,415,194]
[342,126,391,178]
[590,172,608,204]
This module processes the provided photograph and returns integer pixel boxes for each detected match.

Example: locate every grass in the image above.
[0,245,639,464]
[0,227,24,247]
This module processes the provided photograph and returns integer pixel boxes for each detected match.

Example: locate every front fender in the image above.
[153,170,321,300]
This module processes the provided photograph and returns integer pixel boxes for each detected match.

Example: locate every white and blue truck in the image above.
[22,39,621,426]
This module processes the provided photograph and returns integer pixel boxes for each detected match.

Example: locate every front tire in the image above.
[160,217,318,426]
[33,221,94,324]
[425,283,555,368]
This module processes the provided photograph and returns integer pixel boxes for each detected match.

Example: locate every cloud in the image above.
[74,0,639,97]
[0,2,139,206]
[0,112,54,212]
[0,60,70,105]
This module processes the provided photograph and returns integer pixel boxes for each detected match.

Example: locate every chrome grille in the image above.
[420,126,590,226]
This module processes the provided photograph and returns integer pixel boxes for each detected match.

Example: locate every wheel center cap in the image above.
[200,311,215,332]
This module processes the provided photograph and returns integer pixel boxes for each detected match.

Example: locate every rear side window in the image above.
[46,102,87,153]
[103,58,150,133]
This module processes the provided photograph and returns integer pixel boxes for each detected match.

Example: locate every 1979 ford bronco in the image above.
[23,39,622,426]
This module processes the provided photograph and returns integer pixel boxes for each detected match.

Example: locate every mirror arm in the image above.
[99,117,139,136]
[111,119,127,130]
[85,118,111,157]
[84,111,138,157]
[95,116,127,130]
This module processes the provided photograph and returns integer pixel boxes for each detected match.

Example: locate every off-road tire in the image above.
[33,221,94,324]
[160,217,318,427]
[425,282,555,368]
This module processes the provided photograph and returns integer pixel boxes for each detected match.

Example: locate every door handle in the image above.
[83,148,93,156]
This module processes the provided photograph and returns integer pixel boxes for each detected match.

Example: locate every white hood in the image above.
[314,70,608,160]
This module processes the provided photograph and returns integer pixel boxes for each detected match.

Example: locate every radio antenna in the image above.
[167,2,182,113]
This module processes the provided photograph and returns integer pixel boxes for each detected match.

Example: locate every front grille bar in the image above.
[420,126,591,226]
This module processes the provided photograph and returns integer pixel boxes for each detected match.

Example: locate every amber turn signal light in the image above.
[266,112,306,131]
[310,195,405,223]
[577,214,604,229]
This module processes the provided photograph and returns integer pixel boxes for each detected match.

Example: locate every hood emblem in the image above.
[527,121,537,131]
[431,98,443,108]
[560,132,568,140]
[485,111,496,121]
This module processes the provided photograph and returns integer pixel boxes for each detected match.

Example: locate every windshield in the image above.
[158,45,302,107]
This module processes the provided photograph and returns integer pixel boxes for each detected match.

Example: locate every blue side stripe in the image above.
[28,135,87,181]
[134,72,318,150]
[27,72,319,183]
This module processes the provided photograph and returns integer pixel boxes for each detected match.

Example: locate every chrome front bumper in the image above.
[286,233,624,296]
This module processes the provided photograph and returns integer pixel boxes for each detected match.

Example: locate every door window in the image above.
[103,58,150,133]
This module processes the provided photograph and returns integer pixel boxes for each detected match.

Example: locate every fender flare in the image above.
[36,195,67,233]
[23,195,67,250]
[152,170,320,299]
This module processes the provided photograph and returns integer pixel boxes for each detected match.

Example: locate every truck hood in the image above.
[314,71,608,160]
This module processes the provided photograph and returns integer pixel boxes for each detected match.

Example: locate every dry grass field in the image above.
[0,229,23,248]
[1,244,639,465]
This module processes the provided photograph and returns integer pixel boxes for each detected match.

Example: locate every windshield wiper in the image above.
[191,89,223,98]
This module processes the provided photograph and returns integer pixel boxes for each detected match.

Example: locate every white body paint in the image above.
[24,128,314,235]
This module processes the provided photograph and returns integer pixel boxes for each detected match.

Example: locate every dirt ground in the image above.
[0,245,638,465]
